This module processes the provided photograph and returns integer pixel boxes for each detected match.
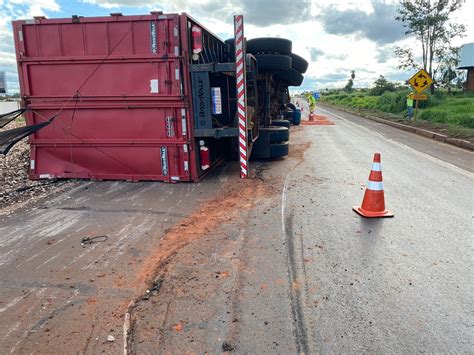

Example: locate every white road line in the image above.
[35,252,62,270]
[3,321,20,339]
[281,177,290,235]
[318,106,473,178]
[0,296,23,313]
[123,301,133,355]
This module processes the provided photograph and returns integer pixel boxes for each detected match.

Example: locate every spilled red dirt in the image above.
[289,141,311,160]
[124,174,276,353]
[302,114,335,125]
[131,176,270,293]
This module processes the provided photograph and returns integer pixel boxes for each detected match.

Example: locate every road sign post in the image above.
[414,97,419,121]
[234,15,248,179]
[408,69,433,121]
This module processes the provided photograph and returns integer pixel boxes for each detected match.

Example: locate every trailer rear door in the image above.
[13,14,195,182]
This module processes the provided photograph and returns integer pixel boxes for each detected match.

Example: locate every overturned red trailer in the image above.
[12,12,306,182]
[13,13,230,182]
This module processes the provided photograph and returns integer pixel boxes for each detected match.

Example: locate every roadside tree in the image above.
[344,70,355,92]
[370,75,397,96]
[394,0,466,92]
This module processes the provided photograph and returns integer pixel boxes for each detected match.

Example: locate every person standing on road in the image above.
[306,92,316,112]
[406,93,414,120]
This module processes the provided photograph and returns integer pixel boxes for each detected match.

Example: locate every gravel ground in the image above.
[0,119,70,215]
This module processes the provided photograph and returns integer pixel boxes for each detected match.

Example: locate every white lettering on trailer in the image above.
[175,68,180,80]
[184,161,189,171]
[174,46,179,56]
[183,144,188,153]
[174,26,178,37]
[150,21,157,54]
[160,146,169,176]
[18,30,23,41]
[30,160,35,170]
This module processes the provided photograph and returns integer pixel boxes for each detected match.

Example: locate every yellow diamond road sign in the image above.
[409,69,433,93]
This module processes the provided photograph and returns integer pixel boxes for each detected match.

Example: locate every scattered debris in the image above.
[215,271,230,279]
[142,279,163,300]
[107,335,115,342]
[222,341,236,352]
[0,119,70,214]
[172,323,183,332]
[80,235,109,246]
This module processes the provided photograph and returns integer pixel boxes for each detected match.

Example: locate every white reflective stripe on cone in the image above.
[367,180,384,191]
[371,162,381,172]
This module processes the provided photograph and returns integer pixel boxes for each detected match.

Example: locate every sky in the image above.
[0,0,473,94]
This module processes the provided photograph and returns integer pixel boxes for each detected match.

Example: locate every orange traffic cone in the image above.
[353,153,394,218]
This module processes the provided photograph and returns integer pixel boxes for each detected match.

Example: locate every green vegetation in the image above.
[320,90,474,129]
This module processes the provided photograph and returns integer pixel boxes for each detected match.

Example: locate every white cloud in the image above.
[0,0,473,93]
[0,0,60,93]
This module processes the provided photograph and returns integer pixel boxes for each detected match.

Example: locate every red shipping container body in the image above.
[12,13,226,182]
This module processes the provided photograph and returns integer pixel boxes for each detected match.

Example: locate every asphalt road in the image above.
[0,176,230,353]
[0,101,472,354]
[284,103,473,353]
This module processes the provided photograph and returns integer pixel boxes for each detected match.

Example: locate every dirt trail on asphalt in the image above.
[126,175,273,353]
[130,177,269,293]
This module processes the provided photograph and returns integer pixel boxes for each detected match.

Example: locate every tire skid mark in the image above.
[281,177,310,354]
[124,177,269,353]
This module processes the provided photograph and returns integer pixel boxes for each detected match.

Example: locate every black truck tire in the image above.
[275,68,304,86]
[269,126,289,142]
[282,111,294,124]
[271,119,291,128]
[269,142,289,158]
[289,53,309,73]
[247,37,292,55]
[251,126,289,159]
[225,38,246,61]
[257,126,289,143]
[283,110,294,119]
[251,140,289,159]
[255,54,291,72]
